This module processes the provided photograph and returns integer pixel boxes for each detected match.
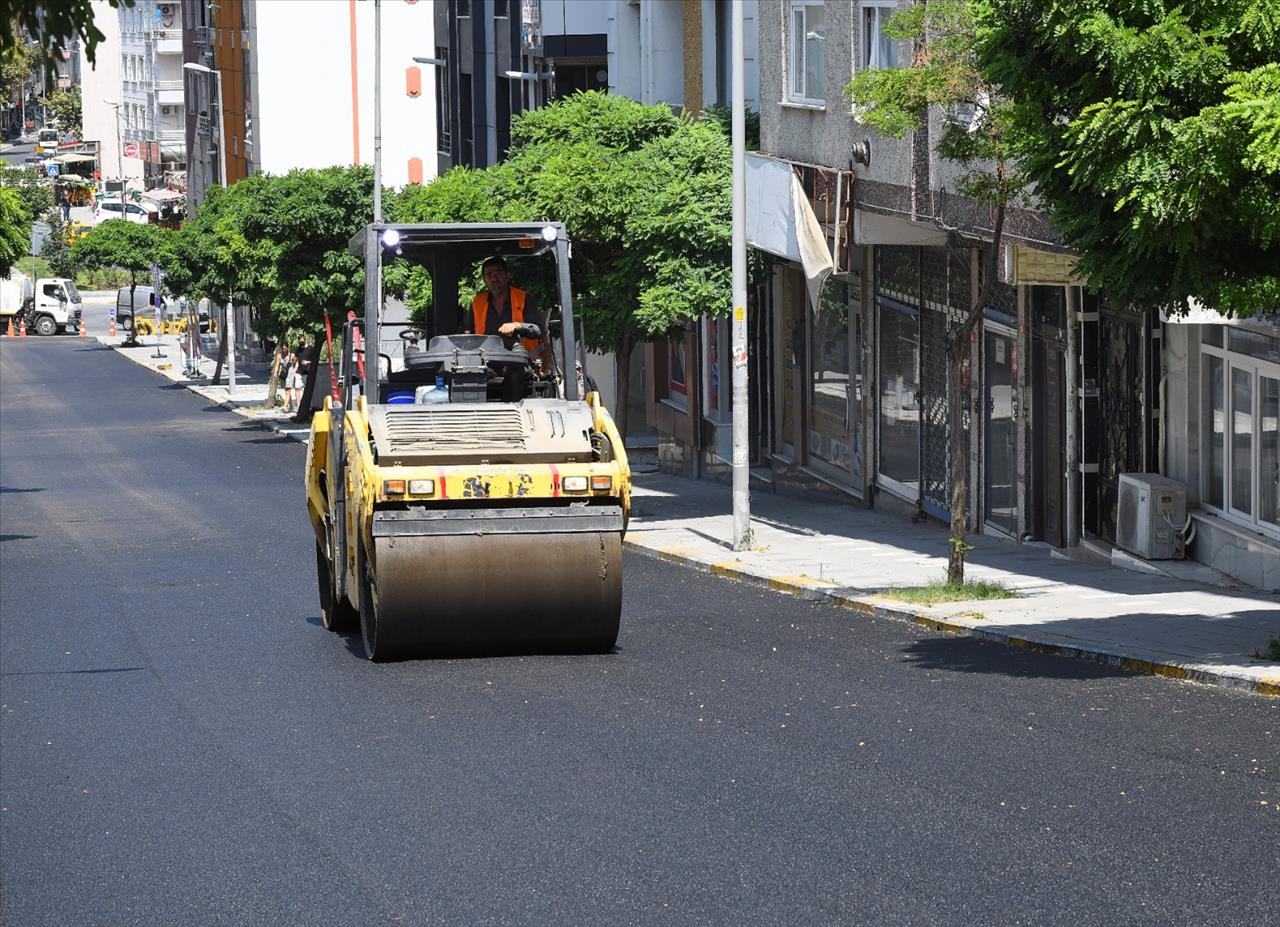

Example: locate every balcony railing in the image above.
[194,26,210,45]
[152,28,182,42]
[152,79,183,91]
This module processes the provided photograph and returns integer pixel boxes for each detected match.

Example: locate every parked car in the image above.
[94,199,157,225]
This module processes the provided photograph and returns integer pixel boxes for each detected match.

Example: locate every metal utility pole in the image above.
[730,0,751,549]
[184,62,231,393]
[373,0,382,223]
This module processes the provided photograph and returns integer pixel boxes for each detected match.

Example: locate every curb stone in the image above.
[623,540,1280,698]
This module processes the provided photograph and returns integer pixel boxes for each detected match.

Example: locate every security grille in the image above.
[875,246,977,521]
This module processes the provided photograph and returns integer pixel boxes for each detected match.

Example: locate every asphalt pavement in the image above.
[2,324,1279,925]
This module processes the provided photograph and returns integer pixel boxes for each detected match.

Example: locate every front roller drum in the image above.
[360,529,622,661]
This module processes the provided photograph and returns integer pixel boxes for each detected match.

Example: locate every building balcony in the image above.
[194,26,210,45]
[153,30,183,55]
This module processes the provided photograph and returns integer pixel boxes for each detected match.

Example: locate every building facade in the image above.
[432,0,608,174]
[646,0,1278,590]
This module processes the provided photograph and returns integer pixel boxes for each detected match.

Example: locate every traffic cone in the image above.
[109,319,116,338]
[18,317,26,337]
[79,319,87,336]
[5,317,12,337]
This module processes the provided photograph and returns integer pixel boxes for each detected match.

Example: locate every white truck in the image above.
[1,272,83,335]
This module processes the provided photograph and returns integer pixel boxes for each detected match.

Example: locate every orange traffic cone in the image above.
[109,319,116,338]
[5,317,12,337]
[79,319,87,336]
[18,317,27,337]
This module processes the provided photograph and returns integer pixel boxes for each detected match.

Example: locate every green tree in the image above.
[848,0,1025,584]
[0,185,29,278]
[41,86,81,136]
[1,165,55,219]
[72,219,158,329]
[1,40,40,117]
[975,0,1280,317]
[397,92,735,438]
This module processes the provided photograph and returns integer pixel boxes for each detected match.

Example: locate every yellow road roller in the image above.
[305,222,629,660]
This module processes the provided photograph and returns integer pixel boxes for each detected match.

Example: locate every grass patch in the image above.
[878,577,1015,606]
[1253,638,1280,661]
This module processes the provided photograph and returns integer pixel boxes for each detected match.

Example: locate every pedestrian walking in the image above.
[283,345,303,413]
[59,191,70,224]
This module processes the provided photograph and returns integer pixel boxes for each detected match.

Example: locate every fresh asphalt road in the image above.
[1,339,1277,927]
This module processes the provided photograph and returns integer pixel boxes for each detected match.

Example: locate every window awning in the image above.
[746,152,833,310]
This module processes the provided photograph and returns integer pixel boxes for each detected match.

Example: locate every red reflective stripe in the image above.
[549,464,560,497]
[438,475,448,499]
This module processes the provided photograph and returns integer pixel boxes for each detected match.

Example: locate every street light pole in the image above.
[183,62,232,395]
[104,99,125,212]
[730,0,751,549]
[373,0,382,223]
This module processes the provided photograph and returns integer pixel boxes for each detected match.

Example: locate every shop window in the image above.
[668,338,688,407]
[878,300,920,497]
[1200,325,1280,535]
[788,2,826,104]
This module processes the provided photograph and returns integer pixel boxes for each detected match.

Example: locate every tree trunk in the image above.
[613,334,636,441]
[293,342,323,423]
[946,334,970,585]
[211,310,227,386]
[946,197,1007,585]
[266,351,281,409]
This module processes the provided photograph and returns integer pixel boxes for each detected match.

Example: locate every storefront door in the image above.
[983,324,1018,536]
[808,278,863,487]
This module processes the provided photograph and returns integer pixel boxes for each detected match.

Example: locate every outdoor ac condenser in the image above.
[1116,473,1187,560]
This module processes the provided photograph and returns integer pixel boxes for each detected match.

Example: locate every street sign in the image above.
[123,143,138,158]
[108,305,116,319]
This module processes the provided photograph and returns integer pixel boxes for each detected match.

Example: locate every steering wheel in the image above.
[399,325,429,344]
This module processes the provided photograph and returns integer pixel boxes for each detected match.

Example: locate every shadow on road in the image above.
[0,534,36,542]
[901,635,1136,681]
[0,486,44,494]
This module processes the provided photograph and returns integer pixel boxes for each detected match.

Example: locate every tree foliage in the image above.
[71,218,158,286]
[0,185,28,278]
[1,38,40,107]
[1,165,54,220]
[41,86,82,136]
[975,0,1280,316]
[2,1,132,83]
[159,166,373,341]
[394,91,734,435]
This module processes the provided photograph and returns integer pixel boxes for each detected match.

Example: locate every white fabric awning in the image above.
[746,152,833,310]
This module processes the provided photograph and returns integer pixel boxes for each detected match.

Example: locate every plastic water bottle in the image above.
[417,375,450,405]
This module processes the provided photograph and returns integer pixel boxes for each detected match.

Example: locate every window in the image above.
[861,0,900,70]
[1200,325,1280,535]
[457,0,471,17]
[493,0,509,17]
[787,2,826,104]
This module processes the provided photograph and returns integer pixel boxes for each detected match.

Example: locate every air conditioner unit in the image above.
[1116,473,1187,560]
[161,106,173,115]
[159,4,173,15]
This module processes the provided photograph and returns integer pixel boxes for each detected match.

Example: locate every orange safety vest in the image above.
[471,287,547,366]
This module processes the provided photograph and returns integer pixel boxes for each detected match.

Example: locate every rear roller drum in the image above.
[315,540,357,632]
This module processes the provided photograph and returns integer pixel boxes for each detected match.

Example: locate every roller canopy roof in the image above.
[348,222,567,265]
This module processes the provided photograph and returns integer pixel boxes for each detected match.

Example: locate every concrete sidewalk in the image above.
[98,328,1280,696]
